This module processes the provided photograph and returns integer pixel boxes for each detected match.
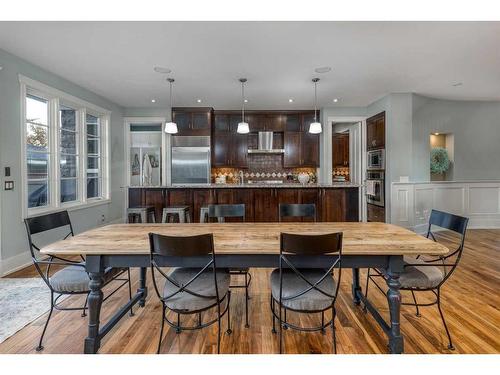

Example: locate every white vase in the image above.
[298,173,310,185]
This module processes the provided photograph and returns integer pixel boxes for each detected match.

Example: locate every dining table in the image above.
[40,222,449,354]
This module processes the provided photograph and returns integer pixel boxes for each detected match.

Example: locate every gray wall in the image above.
[124,107,171,119]
[0,48,125,270]
[412,94,500,181]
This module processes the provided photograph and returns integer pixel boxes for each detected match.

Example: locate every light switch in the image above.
[4,181,14,190]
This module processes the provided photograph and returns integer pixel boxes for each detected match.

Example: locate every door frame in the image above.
[325,116,367,222]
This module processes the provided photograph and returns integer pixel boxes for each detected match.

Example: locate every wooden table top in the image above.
[40,222,449,256]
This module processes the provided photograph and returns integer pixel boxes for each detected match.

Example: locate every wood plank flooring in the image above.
[1,229,499,354]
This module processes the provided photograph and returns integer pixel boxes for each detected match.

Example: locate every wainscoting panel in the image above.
[391,181,500,232]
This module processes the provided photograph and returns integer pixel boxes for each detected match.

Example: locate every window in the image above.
[86,114,101,199]
[21,76,110,217]
[26,94,50,208]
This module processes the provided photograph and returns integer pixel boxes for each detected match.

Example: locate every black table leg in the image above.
[352,268,361,305]
[84,256,104,354]
[386,256,404,354]
[138,267,148,307]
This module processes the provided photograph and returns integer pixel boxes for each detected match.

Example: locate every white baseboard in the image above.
[0,216,126,277]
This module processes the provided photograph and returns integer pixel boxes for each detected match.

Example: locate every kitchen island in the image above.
[128,183,360,222]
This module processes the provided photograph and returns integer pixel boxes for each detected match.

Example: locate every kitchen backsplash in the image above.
[212,165,317,184]
[333,166,350,181]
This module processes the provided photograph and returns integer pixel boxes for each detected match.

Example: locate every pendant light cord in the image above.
[314,80,317,122]
[241,80,245,122]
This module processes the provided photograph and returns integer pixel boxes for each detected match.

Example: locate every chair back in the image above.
[279,203,316,222]
[278,232,343,309]
[148,232,220,305]
[426,209,469,284]
[208,204,245,223]
[24,211,74,258]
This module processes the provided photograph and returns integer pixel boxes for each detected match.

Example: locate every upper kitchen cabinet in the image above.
[332,132,350,167]
[249,113,285,132]
[212,112,248,168]
[172,107,213,136]
[366,111,385,150]
[283,111,319,167]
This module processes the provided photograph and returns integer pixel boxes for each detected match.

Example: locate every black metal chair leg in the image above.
[198,312,202,327]
[217,303,222,354]
[244,273,250,328]
[437,289,454,350]
[176,313,181,334]
[127,268,134,317]
[271,296,277,334]
[363,268,371,312]
[81,293,89,317]
[332,307,337,354]
[36,292,54,351]
[279,305,283,354]
[226,291,232,334]
[157,306,166,354]
[321,311,326,334]
[411,290,421,317]
[283,308,288,330]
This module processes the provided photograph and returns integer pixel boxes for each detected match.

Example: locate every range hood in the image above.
[247,131,285,154]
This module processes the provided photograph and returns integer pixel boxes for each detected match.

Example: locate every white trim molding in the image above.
[391,181,500,233]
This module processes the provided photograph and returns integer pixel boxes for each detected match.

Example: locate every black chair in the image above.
[149,232,231,354]
[208,204,251,328]
[24,211,133,351]
[364,209,469,350]
[271,232,343,353]
[279,203,316,222]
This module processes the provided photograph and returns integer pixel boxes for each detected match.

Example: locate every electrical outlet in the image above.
[101,214,106,223]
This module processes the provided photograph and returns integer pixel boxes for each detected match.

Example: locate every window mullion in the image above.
[80,108,87,203]
[51,98,60,209]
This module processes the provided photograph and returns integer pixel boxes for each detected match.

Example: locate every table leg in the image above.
[352,268,361,305]
[138,267,148,307]
[386,257,404,354]
[84,256,104,354]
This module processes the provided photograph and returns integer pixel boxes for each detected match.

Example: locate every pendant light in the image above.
[237,78,250,134]
[164,78,178,134]
[309,78,322,134]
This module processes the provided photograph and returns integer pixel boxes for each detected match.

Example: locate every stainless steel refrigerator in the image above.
[171,136,211,185]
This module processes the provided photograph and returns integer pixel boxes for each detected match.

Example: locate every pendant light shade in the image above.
[237,78,250,134]
[165,78,178,134]
[309,78,322,134]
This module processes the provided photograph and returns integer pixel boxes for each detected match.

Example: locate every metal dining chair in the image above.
[24,211,133,351]
[279,203,316,222]
[271,232,343,353]
[149,232,231,354]
[207,204,251,328]
[364,209,469,350]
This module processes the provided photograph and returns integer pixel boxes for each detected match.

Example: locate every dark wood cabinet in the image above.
[283,111,319,167]
[249,114,285,132]
[366,112,385,150]
[172,107,212,136]
[129,186,358,223]
[212,113,248,168]
[253,188,278,222]
[332,133,349,167]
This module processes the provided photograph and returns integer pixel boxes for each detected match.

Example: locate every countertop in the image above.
[128,182,360,189]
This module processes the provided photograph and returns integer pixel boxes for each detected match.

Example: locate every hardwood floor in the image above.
[1,229,499,354]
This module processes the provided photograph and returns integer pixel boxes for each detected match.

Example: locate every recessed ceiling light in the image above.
[315,66,332,74]
[333,98,339,103]
[196,99,202,103]
[151,99,156,103]
[452,82,463,87]
[153,66,171,74]
[288,99,294,103]
[244,99,248,103]
[434,132,440,136]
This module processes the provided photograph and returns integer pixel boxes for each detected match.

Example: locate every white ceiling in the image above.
[0,21,499,109]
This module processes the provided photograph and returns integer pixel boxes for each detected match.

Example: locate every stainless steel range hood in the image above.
[247,131,285,154]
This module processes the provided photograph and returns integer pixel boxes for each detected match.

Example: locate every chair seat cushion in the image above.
[379,256,445,289]
[163,268,230,311]
[49,263,125,293]
[270,269,336,311]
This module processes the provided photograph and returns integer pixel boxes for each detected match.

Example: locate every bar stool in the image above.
[127,206,156,223]
[162,206,192,223]
[200,206,209,223]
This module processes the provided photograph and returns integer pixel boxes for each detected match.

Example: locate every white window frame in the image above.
[20,75,111,219]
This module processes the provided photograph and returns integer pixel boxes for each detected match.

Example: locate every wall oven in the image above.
[367,149,385,170]
[366,171,385,207]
